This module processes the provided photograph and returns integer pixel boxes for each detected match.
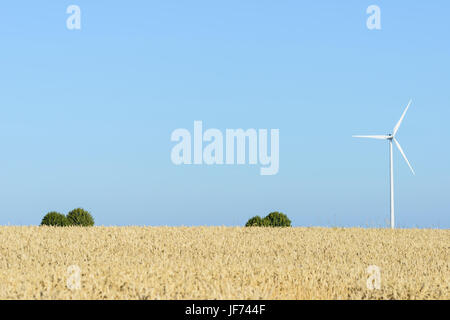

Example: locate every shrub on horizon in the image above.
[245,211,291,227]
[67,208,94,227]
[40,211,69,227]
[245,216,265,227]
[263,211,291,227]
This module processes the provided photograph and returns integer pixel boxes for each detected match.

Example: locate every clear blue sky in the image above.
[0,1,449,227]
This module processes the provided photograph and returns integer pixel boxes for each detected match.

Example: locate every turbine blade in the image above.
[394,138,415,175]
[352,135,389,140]
[393,100,412,136]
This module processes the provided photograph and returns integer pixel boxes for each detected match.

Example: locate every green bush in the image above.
[67,208,95,227]
[40,211,69,226]
[245,211,291,227]
[245,216,265,227]
[263,211,291,227]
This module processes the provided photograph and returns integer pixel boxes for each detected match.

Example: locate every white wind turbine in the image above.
[353,100,415,229]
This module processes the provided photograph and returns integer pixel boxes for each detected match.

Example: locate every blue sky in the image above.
[0,1,449,227]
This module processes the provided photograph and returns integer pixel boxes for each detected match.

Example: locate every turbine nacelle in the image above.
[352,100,414,175]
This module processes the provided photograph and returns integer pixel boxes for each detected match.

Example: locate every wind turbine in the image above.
[353,100,415,229]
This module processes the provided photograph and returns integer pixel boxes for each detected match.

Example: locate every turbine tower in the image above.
[353,100,415,229]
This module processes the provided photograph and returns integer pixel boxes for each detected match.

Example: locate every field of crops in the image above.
[0,226,448,299]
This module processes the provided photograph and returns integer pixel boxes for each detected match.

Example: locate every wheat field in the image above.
[0,226,448,299]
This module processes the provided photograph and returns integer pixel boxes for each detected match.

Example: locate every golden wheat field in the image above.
[0,226,448,299]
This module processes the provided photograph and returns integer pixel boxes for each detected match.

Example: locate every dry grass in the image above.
[0,226,448,299]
